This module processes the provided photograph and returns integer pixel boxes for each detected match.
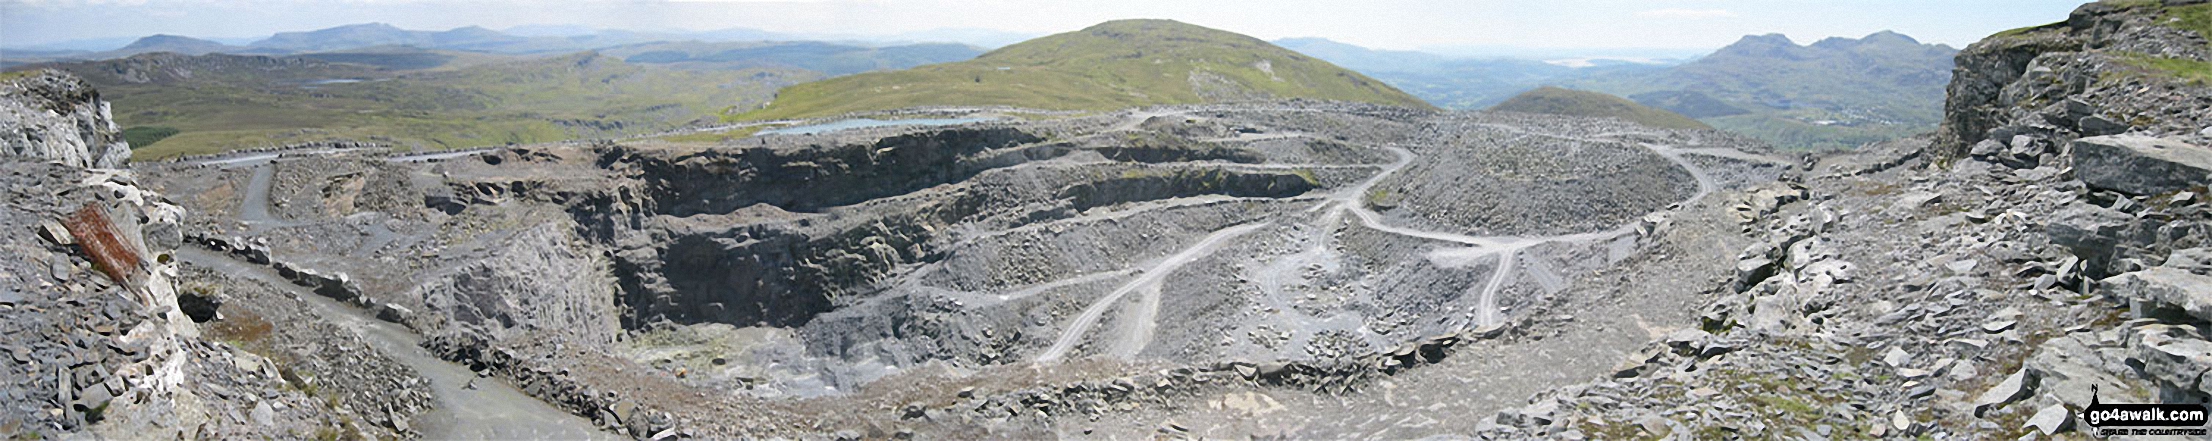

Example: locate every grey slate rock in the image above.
[2078,115,2130,136]
[2071,135,2212,196]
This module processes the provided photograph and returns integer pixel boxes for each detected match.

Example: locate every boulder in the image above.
[2025,333,2135,413]
[2166,248,2212,275]
[1972,369,2037,417]
[2046,203,2147,279]
[2105,268,2212,323]
[2070,135,2212,196]
[2129,324,2212,401]
[2077,115,2130,137]
[2025,404,2073,435]
[375,303,414,324]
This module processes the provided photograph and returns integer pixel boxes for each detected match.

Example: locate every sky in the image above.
[3,0,2092,56]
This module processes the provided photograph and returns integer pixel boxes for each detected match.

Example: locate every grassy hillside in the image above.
[735,19,1433,120]
[1489,87,1710,130]
[22,52,810,159]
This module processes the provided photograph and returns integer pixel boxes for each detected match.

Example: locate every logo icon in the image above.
[2081,385,2210,437]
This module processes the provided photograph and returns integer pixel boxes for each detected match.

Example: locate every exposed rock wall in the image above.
[1936,1,2212,160]
[415,222,621,348]
[0,70,131,169]
[607,128,1043,216]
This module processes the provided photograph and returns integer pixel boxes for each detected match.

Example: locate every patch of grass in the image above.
[2118,53,2212,85]
[2103,0,2163,10]
[120,126,180,148]
[1993,21,2067,39]
[1290,168,1319,186]
[2167,3,2212,45]
[1365,188,1396,208]
[657,126,764,143]
[733,19,1432,121]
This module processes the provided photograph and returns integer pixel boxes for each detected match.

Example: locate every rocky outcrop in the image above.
[1937,1,2212,160]
[415,222,621,348]
[0,160,197,437]
[606,127,1043,217]
[0,70,131,169]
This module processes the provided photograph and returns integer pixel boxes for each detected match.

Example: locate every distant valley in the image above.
[3,21,1958,157]
[1280,33,1957,150]
[4,24,987,159]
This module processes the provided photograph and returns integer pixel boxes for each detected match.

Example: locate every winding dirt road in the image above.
[1031,113,1786,360]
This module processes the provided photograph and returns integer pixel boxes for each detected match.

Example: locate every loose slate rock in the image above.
[2025,403,2073,435]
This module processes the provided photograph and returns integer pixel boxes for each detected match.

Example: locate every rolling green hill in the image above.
[1489,87,1711,130]
[735,19,1433,120]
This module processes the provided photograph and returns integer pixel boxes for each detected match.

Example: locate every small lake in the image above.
[758,117,995,136]
[308,79,365,85]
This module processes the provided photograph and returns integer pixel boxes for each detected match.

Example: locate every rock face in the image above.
[416,222,621,348]
[1936,1,2212,161]
[2072,135,2212,196]
[0,70,131,169]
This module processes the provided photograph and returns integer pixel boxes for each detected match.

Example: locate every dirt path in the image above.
[1031,123,1761,359]
[179,248,618,440]
[1035,221,1272,362]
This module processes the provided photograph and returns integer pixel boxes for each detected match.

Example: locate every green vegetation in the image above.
[30,52,808,160]
[734,19,1432,121]
[120,126,179,148]
[1991,21,2067,39]
[1488,87,1711,130]
[657,126,766,143]
[2119,52,2212,85]
[2102,0,2164,10]
[2163,3,2212,45]
[1705,114,1928,150]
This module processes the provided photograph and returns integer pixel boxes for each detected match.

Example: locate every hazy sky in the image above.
[5,0,2091,54]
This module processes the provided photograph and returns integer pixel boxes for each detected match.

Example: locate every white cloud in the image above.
[1637,8,1736,19]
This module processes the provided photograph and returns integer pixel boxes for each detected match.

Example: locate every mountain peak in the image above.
[1862,30,1918,44]
[113,34,237,56]
[122,34,220,48]
[1714,33,1807,59]
[1735,33,1797,46]
[329,22,403,32]
[1809,30,1926,50]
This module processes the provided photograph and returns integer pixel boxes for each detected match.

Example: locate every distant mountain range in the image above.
[1281,32,1958,150]
[2,22,1033,65]
[4,21,1960,151]
[1271,38,1665,110]
[1572,31,1957,149]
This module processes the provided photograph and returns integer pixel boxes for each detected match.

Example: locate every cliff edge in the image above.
[0,70,131,169]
